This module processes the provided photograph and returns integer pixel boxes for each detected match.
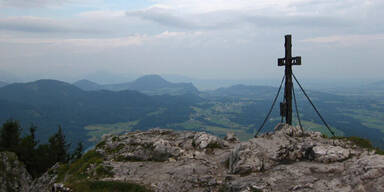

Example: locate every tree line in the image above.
[0,119,83,178]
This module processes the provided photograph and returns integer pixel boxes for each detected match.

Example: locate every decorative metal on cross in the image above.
[278,35,301,125]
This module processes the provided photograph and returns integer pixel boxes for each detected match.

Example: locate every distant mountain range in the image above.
[0,79,202,147]
[204,84,278,98]
[73,74,199,96]
[1,76,384,150]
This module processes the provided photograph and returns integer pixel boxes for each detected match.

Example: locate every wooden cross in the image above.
[278,35,301,125]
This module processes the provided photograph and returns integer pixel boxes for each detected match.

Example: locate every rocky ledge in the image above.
[0,151,31,192]
[32,124,384,192]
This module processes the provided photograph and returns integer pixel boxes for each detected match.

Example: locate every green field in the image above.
[81,86,384,149]
[85,121,138,142]
[342,109,384,134]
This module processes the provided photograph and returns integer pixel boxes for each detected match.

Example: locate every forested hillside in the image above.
[0,80,201,148]
[1,78,384,150]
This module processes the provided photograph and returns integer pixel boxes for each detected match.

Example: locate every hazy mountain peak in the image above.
[134,74,169,85]
[12,79,78,91]
[0,79,84,103]
[98,74,199,95]
[74,79,97,84]
[73,74,199,95]
[73,79,102,91]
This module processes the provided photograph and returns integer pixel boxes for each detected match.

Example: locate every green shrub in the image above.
[57,150,106,182]
[95,164,113,178]
[96,140,106,148]
[332,136,384,155]
[376,149,384,155]
[105,143,125,154]
[207,142,222,149]
[347,136,374,149]
[56,150,151,192]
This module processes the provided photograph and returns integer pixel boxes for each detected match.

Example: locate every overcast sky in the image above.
[0,0,383,83]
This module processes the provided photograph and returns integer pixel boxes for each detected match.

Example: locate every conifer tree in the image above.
[0,120,75,178]
[48,126,70,163]
[35,143,52,176]
[17,125,40,177]
[71,142,83,161]
[0,119,21,151]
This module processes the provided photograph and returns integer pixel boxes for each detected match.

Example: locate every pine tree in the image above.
[0,121,74,178]
[17,125,40,177]
[0,119,21,151]
[35,143,52,176]
[48,126,70,163]
[71,142,83,161]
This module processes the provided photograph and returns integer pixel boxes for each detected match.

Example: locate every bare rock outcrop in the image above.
[0,151,32,192]
[32,124,384,192]
[29,164,59,192]
[96,128,227,162]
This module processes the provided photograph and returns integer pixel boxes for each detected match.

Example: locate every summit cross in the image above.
[278,34,301,125]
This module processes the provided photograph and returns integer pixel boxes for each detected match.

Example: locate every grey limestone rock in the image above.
[29,163,60,192]
[224,132,239,143]
[0,152,32,192]
[313,145,351,163]
[30,124,384,192]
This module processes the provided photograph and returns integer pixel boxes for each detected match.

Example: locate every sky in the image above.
[0,0,383,83]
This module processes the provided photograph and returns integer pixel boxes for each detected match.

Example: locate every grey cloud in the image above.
[126,8,246,30]
[126,7,352,31]
[0,0,67,8]
[0,18,68,33]
[290,0,352,8]
[0,17,107,34]
[245,15,352,28]
[1,0,384,81]
[126,8,197,29]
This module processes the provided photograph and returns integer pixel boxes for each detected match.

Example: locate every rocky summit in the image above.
[3,124,384,192]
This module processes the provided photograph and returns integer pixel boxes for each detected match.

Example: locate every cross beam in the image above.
[278,35,301,125]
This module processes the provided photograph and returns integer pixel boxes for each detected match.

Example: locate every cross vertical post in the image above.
[278,34,301,125]
[285,35,293,125]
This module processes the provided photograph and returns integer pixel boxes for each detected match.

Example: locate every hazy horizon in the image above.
[0,69,381,91]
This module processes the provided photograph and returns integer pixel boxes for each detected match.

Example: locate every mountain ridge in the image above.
[1,78,384,150]
[0,79,201,147]
[74,74,199,96]
[72,79,102,91]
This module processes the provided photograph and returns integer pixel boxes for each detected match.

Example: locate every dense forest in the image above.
[0,119,82,178]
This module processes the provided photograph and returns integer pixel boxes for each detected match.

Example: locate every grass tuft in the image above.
[332,136,384,155]
[57,150,108,182]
